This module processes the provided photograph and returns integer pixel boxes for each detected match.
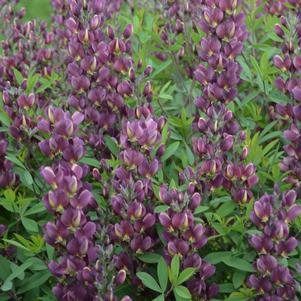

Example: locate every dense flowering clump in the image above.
[273,2,301,189]
[247,189,301,300]
[109,104,165,290]
[0,0,61,189]
[188,0,258,203]
[0,1,55,85]
[2,0,301,300]
[158,184,218,299]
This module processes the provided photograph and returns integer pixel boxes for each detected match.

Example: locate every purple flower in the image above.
[248,189,300,299]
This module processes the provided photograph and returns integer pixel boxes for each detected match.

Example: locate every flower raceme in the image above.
[158,184,218,299]
[109,104,165,290]
[39,107,131,300]
[189,0,258,203]
[60,0,143,156]
[196,0,248,104]
[39,108,99,300]
[248,189,301,300]
[273,3,301,189]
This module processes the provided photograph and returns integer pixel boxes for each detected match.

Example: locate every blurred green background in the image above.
[19,0,52,20]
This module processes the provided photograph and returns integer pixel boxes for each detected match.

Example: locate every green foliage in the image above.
[136,255,196,301]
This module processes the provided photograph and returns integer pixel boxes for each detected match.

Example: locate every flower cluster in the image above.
[158,0,203,42]
[109,104,165,287]
[61,0,136,155]
[190,0,258,203]
[39,108,100,300]
[0,1,55,84]
[158,184,218,299]
[0,133,16,187]
[190,105,258,203]
[50,0,123,65]
[196,0,248,104]
[263,0,287,16]
[44,1,155,298]
[273,4,301,188]
[39,107,130,300]
[155,0,203,76]
[247,189,301,300]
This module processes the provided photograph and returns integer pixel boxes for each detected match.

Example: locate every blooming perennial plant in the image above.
[0,0,301,301]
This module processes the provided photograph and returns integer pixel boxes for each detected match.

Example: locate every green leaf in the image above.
[173,286,191,299]
[194,206,209,214]
[219,283,234,293]
[26,257,47,271]
[232,270,246,289]
[2,239,30,252]
[154,205,170,213]
[136,272,162,293]
[1,280,12,292]
[0,189,16,212]
[24,203,45,216]
[21,217,39,232]
[13,68,24,85]
[152,295,165,301]
[157,257,168,292]
[5,154,26,169]
[225,292,249,301]
[184,144,194,165]
[161,122,169,145]
[216,201,236,218]
[20,169,34,186]
[17,271,51,294]
[0,111,11,127]
[104,135,119,157]
[151,59,172,78]
[223,257,255,272]
[1,261,32,291]
[138,253,161,263]
[79,157,101,168]
[26,74,39,94]
[176,268,196,285]
[170,255,180,284]
[204,252,232,264]
[237,56,252,80]
[161,142,180,162]
[0,256,11,280]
